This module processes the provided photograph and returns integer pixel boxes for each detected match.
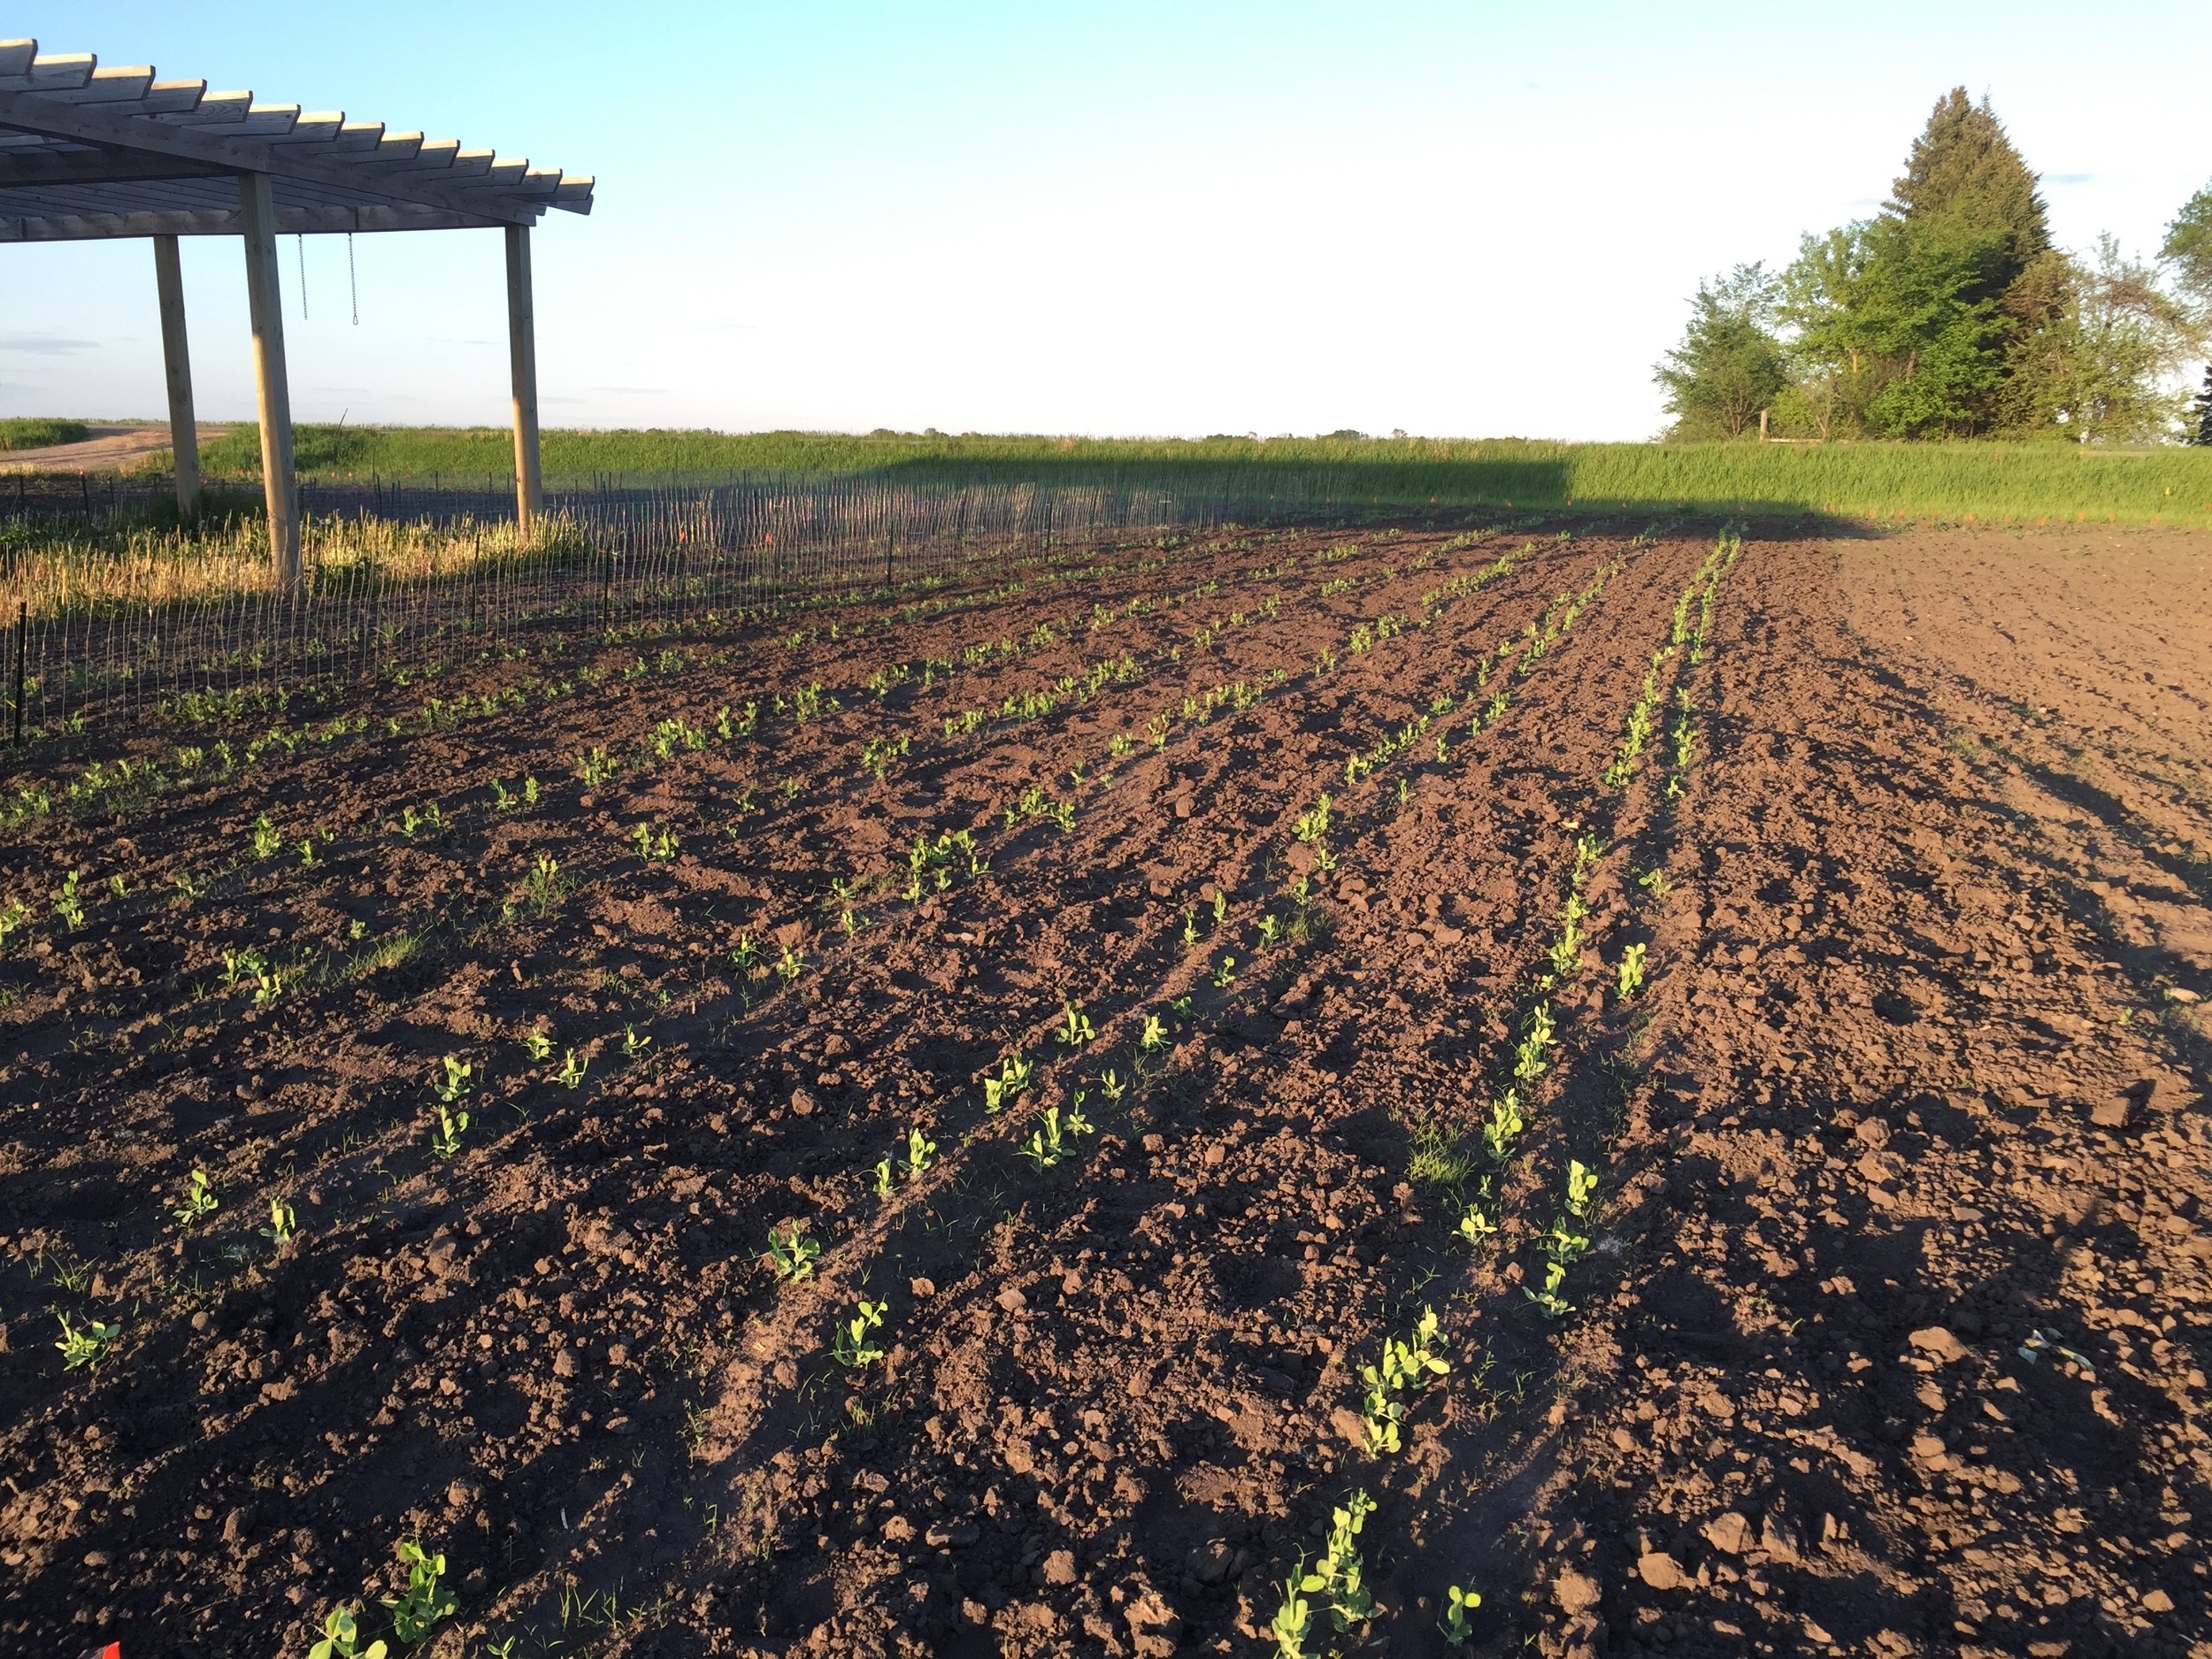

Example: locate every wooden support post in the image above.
[151,234,201,523]
[505,224,542,535]
[238,173,301,592]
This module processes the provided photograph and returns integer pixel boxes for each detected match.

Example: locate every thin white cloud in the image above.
[0,334,97,356]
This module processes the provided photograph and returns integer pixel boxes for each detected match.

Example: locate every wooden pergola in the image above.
[0,39,594,583]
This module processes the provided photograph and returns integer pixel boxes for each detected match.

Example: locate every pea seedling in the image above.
[51,869,85,929]
[982,1054,1033,1114]
[307,1605,387,1659]
[1056,1002,1095,1047]
[898,1125,936,1180]
[434,1056,473,1104]
[54,1311,120,1371]
[430,1102,469,1159]
[250,813,282,859]
[623,1024,653,1060]
[832,1300,888,1368]
[519,1029,555,1062]
[1615,941,1647,1000]
[384,1539,458,1644]
[262,1196,297,1244]
[556,1048,589,1089]
[1440,1584,1481,1646]
[173,1168,218,1226]
[765,1222,820,1282]
[1020,1104,1095,1171]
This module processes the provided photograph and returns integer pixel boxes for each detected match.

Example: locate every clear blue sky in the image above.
[6,1,2208,441]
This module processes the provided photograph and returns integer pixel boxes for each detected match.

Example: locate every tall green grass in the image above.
[0,417,90,450]
[167,425,2212,526]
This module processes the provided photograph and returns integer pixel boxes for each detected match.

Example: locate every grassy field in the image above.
[0,417,88,450]
[172,426,2212,525]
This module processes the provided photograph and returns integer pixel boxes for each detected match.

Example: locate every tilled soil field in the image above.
[2,518,2208,1659]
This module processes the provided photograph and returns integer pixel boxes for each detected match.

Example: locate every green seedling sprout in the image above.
[383,1538,458,1644]
[1525,1258,1573,1318]
[872,1157,895,1198]
[899,1125,936,1180]
[430,1102,469,1159]
[1138,1015,1167,1053]
[1210,887,1230,927]
[623,1024,653,1060]
[308,1604,388,1659]
[0,897,30,950]
[1212,956,1238,987]
[765,1222,819,1282]
[1357,1307,1449,1454]
[1636,865,1670,900]
[776,942,804,985]
[1455,1198,1497,1243]
[1181,908,1200,947]
[519,1029,555,1062]
[52,869,85,929]
[832,1299,889,1368]
[173,1168,218,1226]
[525,853,564,915]
[1565,1158,1599,1221]
[250,813,281,859]
[434,1056,473,1104]
[262,1196,297,1244]
[732,933,760,972]
[576,746,618,787]
[1257,913,1281,949]
[1290,1490,1379,1640]
[1617,941,1648,1000]
[982,1053,1033,1114]
[1440,1585,1481,1645]
[524,775,541,805]
[1513,1003,1555,1082]
[1098,1068,1125,1105]
[1056,1002,1095,1047]
[556,1048,589,1089]
[1270,1566,1314,1659]
[1020,1104,1095,1171]
[54,1311,120,1371]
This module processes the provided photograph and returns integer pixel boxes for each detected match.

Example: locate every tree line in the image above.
[1657,88,2212,444]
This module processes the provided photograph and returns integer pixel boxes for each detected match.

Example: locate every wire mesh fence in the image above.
[1,471,1386,741]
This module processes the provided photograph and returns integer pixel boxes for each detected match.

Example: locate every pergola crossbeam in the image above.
[2,36,588,560]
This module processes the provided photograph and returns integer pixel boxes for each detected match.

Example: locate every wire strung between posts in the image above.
[348,232,358,326]
[297,234,308,320]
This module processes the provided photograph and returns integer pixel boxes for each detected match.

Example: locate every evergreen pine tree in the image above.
[2194,363,2212,446]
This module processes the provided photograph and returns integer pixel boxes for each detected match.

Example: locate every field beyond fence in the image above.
[5,428,2211,745]
[12,429,2212,527]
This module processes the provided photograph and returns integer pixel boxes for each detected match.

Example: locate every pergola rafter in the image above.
[0,38,594,579]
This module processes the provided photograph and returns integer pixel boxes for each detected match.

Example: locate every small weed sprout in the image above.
[765,1222,820,1282]
[1617,941,1648,999]
[55,1311,120,1371]
[556,1048,589,1089]
[383,1539,458,1644]
[833,1300,888,1368]
[1020,1104,1095,1171]
[430,1102,469,1159]
[173,1168,218,1227]
[1440,1584,1481,1645]
[307,1604,388,1659]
